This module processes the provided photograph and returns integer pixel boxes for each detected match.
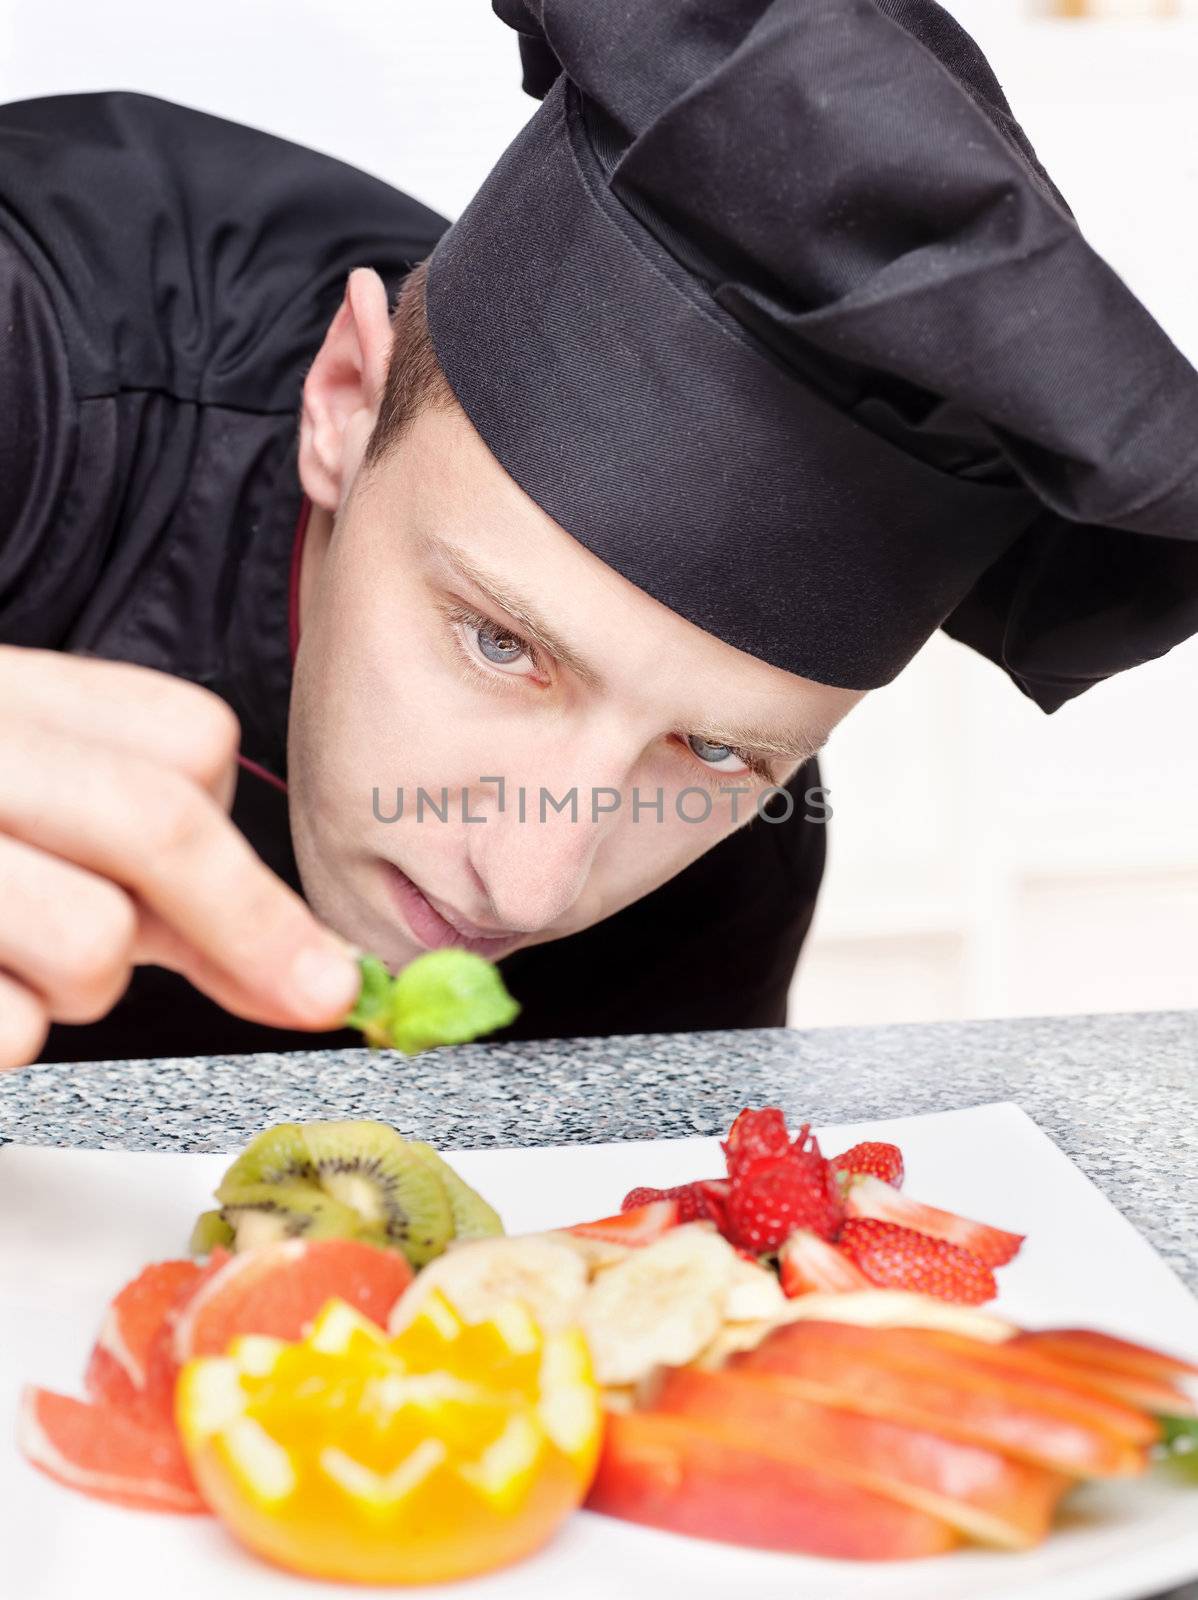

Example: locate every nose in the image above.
[466,743,629,935]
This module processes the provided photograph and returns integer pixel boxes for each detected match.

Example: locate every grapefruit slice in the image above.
[84,1259,203,1409]
[173,1237,414,1362]
[83,1251,232,1423]
[18,1387,206,1514]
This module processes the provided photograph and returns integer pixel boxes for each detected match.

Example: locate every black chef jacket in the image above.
[0,91,826,1062]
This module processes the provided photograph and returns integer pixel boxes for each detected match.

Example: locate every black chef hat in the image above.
[423,0,1198,709]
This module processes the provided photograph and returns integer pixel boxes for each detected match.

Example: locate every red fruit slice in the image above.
[587,1409,958,1560]
[18,1387,206,1514]
[913,1327,1194,1423]
[1011,1329,1198,1415]
[621,1181,728,1228]
[173,1237,413,1362]
[84,1259,203,1410]
[84,1346,140,1413]
[568,1199,680,1246]
[844,1176,1024,1268]
[136,1249,234,1424]
[838,1217,997,1306]
[1015,1329,1198,1383]
[830,1142,905,1188]
[651,1364,1070,1550]
[778,1230,871,1297]
[836,1325,1159,1447]
[733,1321,1152,1477]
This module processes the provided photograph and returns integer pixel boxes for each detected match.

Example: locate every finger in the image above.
[0,645,241,805]
[0,835,136,1024]
[132,905,361,1032]
[0,968,49,1070]
[0,722,359,1028]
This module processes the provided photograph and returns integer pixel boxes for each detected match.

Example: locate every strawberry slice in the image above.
[844,1175,1024,1268]
[830,1142,904,1188]
[779,1231,871,1297]
[569,1199,681,1246]
[622,1181,728,1228]
[838,1218,997,1306]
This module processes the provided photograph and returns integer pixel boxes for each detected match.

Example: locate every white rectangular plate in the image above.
[2,1102,1196,1600]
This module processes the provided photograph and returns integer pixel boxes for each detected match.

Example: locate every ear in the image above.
[298,267,393,511]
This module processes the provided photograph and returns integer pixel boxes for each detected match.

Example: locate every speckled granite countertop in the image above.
[3,1007,1196,1291]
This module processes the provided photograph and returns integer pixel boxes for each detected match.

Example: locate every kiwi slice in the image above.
[218,1181,363,1252]
[199,1118,482,1270]
[300,1121,455,1268]
[408,1140,504,1240]
[189,1209,235,1257]
[215,1122,314,1203]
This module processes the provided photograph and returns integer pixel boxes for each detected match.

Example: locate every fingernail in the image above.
[290,943,360,1019]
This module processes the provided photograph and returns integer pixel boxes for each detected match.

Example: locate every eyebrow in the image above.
[690,719,829,765]
[418,529,605,690]
[417,530,827,763]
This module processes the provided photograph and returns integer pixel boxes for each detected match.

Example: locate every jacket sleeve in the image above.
[0,225,79,641]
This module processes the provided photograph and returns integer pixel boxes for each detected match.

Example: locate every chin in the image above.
[291,839,407,965]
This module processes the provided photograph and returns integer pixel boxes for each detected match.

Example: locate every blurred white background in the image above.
[0,0,1193,1028]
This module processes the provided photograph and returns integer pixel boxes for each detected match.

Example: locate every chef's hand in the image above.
[0,646,361,1069]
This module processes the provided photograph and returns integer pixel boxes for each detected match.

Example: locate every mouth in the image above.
[381,862,526,959]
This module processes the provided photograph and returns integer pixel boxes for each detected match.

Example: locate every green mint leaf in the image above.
[343,949,519,1053]
[343,953,397,1048]
[386,948,520,1053]
[1155,1414,1198,1484]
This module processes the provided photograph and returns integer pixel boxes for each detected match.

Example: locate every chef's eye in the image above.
[475,619,529,665]
[686,734,751,775]
[457,609,537,674]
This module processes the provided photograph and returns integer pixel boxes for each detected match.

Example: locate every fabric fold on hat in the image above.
[424,0,1198,708]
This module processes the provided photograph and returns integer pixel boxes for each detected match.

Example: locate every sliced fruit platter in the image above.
[8,1103,1198,1596]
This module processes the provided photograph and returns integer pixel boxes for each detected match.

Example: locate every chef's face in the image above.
[288,272,864,970]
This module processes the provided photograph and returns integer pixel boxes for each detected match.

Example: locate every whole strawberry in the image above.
[621,1180,729,1228]
[725,1124,844,1252]
[838,1217,996,1306]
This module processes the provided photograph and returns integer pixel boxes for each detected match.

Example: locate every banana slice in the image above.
[599,1385,638,1414]
[580,1225,738,1386]
[772,1289,1016,1341]
[540,1230,634,1278]
[387,1235,589,1336]
[692,1320,778,1369]
[723,1255,787,1323]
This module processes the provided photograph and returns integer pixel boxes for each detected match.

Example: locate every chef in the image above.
[1,0,1195,1068]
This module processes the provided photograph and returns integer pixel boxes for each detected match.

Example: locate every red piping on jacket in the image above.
[236,753,289,794]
